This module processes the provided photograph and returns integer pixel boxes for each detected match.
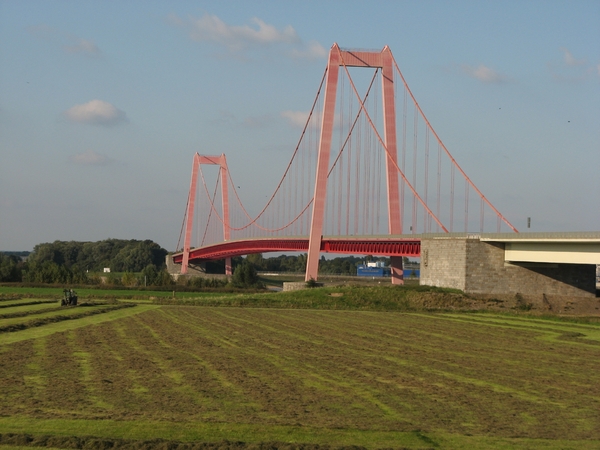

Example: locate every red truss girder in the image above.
[321,240,419,256]
[172,238,420,264]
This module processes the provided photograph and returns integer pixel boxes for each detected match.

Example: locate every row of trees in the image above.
[0,253,22,282]
[27,239,167,273]
[244,253,411,275]
[0,239,171,285]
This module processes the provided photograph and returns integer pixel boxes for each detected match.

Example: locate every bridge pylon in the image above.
[181,153,232,276]
[305,44,404,284]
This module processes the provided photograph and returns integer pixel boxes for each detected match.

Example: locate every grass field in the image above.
[0,286,599,449]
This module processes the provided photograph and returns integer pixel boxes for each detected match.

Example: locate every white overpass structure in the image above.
[480,232,600,265]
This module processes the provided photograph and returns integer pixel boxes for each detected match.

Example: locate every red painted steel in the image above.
[172,238,420,264]
[219,156,232,276]
[305,45,340,281]
[306,44,405,283]
[339,54,449,233]
[181,154,200,274]
[175,43,519,283]
[381,46,403,284]
[181,153,232,275]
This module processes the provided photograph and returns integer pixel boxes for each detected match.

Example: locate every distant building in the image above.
[103,268,111,273]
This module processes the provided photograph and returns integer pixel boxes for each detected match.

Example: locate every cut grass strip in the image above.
[433,313,600,344]
[0,417,598,449]
[0,304,134,333]
[0,305,160,345]
[0,305,111,326]
[0,300,57,309]
[2,308,599,446]
[0,304,62,318]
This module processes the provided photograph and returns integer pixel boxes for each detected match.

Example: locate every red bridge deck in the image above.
[172,237,421,264]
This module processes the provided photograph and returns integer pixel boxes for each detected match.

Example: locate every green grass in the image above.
[439,312,600,340]
[0,285,263,301]
[0,304,159,345]
[157,284,471,311]
[0,298,57,306]
[0,305,600,448]
[0,302,60,316]
[1,285,599,449]
[0,304,120,327]
[0,417,598,449]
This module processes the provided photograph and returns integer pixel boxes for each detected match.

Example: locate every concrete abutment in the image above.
[166,254,229,282]
[420,237,596,304]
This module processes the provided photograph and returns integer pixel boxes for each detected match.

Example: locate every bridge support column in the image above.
[181,153,231,276]
[390,256,404,285]
[305,45,404,283]
[306,45,340,282]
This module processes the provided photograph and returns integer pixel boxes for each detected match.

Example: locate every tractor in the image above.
[61,289,78,306]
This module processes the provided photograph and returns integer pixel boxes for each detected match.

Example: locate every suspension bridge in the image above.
[172,43,525,285]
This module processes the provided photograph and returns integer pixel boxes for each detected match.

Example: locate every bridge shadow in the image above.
[509,261,597,297]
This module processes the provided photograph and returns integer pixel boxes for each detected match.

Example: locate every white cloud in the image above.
[169,13,325,60]
[177,13,298,50]
[64,38,100,55]
[64,100,127,126]
[290,41,328,60]
[561,47,586,66]
[69,150,114,166]
[280,110,337,130]
[281,110,311,127]
[461,64,507,83]
[243,114,272,128]
[549,48,597,82]
[28,24,100,56]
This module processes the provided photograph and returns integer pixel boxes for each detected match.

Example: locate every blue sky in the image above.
[1,0,599,252]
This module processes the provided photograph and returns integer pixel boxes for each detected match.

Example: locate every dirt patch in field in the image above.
[403,291,480,310]
[392,289,600,317]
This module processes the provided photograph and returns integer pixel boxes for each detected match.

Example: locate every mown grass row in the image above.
[0,304,63,320]
[1,429,598,450]
[0,299,57,308]
[2,307,600,448]
[0,303,135,333]
[0,305,160,347]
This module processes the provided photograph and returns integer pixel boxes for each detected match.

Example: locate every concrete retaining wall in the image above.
[165,255,228,282]
[282,281,324,292]
[421,237,596,300]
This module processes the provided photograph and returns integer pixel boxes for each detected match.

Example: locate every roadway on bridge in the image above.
[173,232,600,266]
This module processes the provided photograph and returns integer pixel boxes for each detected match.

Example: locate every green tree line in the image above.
[1,239,170,285]
[244,253,406,275]
[0,253,23,282]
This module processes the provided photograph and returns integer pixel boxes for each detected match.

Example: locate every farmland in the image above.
[0,288,599,449]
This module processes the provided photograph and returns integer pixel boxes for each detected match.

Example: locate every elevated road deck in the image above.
[480,231,600,265]
[172,232,600,266]
[172,236,421,264]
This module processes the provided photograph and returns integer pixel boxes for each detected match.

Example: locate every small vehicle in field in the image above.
[61,289,78,306]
